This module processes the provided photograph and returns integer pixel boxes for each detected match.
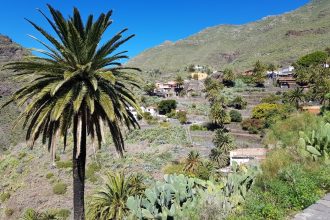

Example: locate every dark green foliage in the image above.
[252,60,267,86]
[229,110,242,122]
[296,51,328,67]
[210,129,235,167]
[53,182,68,195]
[158,100,177,115]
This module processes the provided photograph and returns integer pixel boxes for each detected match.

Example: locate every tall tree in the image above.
[252,60,267,86]
[3,6,140,219]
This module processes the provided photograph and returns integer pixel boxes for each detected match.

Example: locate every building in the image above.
[301,105,322,115]
[191,72,208,80]
[229,148,268,166]
[145,106,158,117]
[276,76,297,88]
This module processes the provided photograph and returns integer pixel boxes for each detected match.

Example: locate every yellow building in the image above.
[191,72,208,80]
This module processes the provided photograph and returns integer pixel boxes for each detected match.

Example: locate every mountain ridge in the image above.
[128,0,330,72]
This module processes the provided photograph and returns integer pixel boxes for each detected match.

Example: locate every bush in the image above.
[241,118,264,134]
[158,100,177,115]
[56,160,72,169]
[190,124,207,131]
[260,94,281,104]
[229,110,242,122]
[264,113,321,147]
[5,208,14,216]
[229,96,247,109]
[53,182,68,195]
[176,111,187,124]
[0,192,10,202]
[46,172,54,179]
[86,162,101,183]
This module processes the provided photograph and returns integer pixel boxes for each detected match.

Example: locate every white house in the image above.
[145,106,158,117]
[229,148,268,166]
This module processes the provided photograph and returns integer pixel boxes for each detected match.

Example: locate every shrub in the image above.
[158,100,177,115]
[176,111,188,124]
[53,182,68,195]
[5,208,14,216]
[229,96,247,109]
[190,124,207,131]
[46,172,54,179]
[56,160,72,169]
[229,110,242,122]
[86,162,101,183]
[241,118,264,134]
[0,192,10,202]
[260,94,281,104]
[264,113,321,147]
[18,152,27,160]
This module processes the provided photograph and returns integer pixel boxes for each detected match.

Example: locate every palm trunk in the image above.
[73,111,87,220]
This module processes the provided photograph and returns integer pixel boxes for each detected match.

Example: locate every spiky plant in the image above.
[184,150,201,172]
[3,5,140,219]
[210,129,235,167]
[87,172,144,220]
[286,87,305,109]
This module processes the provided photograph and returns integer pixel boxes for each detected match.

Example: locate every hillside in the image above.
[128,0,330,72]
[0,35,29,151]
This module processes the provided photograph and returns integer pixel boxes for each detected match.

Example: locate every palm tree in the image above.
[87,172,145,220]
[209,102,230,127]
[286,87,305,109]
[184,151,201,172]
[3,6,140,219]
[210,129,235,167]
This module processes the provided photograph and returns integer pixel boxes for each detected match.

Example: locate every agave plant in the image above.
[3,5,140,219]
[87,172,145,220]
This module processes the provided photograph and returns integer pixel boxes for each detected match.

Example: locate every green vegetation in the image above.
[0,192,11,203]
[176,111,188,124]
[190,124,207,131]
[86,162,101,183]
[210,129,235,167]
[53,182,68,195]
[21,208,71,220]
[46,173,54,179]
[228,96,247,109]
[87,172,145,220]
[158,99,177,114]
[229,110,242,122]
[56,160,72,169]
[128,0,330,73]
[126,125,188,147]
[2,5,141,219]
[252,60,267,86]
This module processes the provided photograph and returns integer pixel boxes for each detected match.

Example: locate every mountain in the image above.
[128,0,330,72]
[0,35,28,151]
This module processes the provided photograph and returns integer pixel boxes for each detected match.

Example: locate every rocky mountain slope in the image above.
[0,35,29,151]
[128,0,330,72]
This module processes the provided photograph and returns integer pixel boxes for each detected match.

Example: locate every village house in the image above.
[145,106,158,117]
[229,148,268,166]
[191,72,208,80]
[301,105,322,115]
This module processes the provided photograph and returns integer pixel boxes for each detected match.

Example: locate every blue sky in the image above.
[0,0,309,59]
